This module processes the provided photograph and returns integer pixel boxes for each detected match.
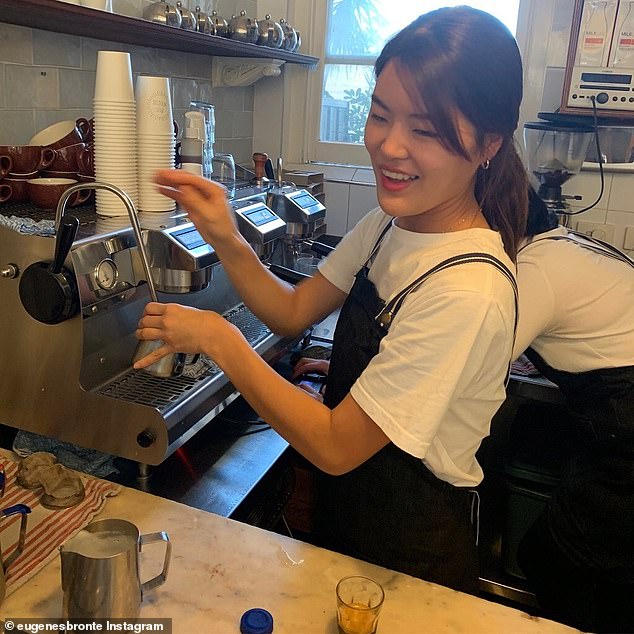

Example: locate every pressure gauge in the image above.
[94,258,118,290]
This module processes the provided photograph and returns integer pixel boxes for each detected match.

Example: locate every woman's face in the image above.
[364,60,493,232]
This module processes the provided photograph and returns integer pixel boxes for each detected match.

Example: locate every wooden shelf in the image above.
[0,0,319,66]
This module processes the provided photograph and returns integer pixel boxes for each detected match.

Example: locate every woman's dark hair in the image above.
[375,6,528,260]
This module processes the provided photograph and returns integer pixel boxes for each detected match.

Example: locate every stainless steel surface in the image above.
[60,518,170,618]
[0,264,18,279]
[0,180,298,464]
[175,0,196,31]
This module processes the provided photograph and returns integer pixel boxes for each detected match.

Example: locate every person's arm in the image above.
[134,304,389,474]
[512,258,557,360]
[153,169,346,336]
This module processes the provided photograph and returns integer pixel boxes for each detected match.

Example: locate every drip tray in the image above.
[96,304,272,411]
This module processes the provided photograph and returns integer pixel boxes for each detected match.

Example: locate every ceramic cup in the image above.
[0,183,12,203]
[0,155,13,179]
[29,119,91,150]
[2,174,38,203]
[49,142,90,172]
[26,178,91,210]
[0,145,55,174]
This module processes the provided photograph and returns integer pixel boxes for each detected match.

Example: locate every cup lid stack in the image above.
[93,50,138,216]
[136,75,176,213]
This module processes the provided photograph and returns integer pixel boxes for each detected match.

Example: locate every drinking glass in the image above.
[336,576,385,634]
[212,152,235,198]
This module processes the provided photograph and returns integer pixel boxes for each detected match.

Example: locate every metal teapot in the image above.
[0,504,31,606]
[209,10,229,38]
[195,5,211,34]
[142,1,182,27]
[176,1,197,31]
[279,18,298,52]
[257,14,284,48]
[229,10,259,44]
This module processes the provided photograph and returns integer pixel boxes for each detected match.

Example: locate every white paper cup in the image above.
[94,51,134,103]
[135,76,174,136]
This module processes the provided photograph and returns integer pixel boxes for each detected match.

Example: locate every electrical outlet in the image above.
[576,221,616,244]
[624,227,634,251]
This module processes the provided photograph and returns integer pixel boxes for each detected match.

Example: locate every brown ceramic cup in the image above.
[3,174,38,203]
[26,178,91,210]
[49,143,86,172]
[42,170,80,180]
[29,118,91,150]
[0,183,12,203]
[0,145,56,174]
[0,155,13,179]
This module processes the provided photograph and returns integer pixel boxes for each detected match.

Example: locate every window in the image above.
[308,0,522,165]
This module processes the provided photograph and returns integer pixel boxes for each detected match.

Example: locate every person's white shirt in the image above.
[318,207,516,487]
[513,226,634,371]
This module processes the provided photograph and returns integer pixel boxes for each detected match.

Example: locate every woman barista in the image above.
[513,192,634,632]
[134,7,527,593]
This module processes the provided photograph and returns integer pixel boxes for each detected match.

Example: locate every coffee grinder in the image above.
[523,121,595,217]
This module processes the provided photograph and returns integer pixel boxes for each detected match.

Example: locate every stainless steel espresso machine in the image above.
[0,178,297,466]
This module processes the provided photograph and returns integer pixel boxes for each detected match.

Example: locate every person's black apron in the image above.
[521,232,634,575]
[317,222,517,594]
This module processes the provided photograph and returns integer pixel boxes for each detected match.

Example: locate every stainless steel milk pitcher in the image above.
[0,504,32,605]
[60,518,171,618]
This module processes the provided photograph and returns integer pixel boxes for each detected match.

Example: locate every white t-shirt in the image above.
[319,207,517,487]
[513,226,634,371]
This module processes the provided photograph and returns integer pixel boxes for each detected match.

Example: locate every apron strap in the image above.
[363,219,393,269]
[375,252,518,386]
[519,231,634,269]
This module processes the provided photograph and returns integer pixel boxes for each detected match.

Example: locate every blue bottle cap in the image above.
[240,608,274,634]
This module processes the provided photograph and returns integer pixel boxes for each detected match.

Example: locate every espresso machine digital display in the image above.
[171,227,208,250]
[243,206,278,227]
[288,191,323,214]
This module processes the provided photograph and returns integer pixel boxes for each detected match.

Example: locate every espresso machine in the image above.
[0,180,294,466]
[251,154,326,268]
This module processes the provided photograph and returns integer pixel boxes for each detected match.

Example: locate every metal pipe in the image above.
[54,181,158,302]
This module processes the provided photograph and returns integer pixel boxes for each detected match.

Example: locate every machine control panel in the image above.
[286,190,325,216]
[566,67,634,112]
[232,200,286,244]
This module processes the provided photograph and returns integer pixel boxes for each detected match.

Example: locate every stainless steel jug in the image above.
[0,504,31,605]
[60,518,171,618]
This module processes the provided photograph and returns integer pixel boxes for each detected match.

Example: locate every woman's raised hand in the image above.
[153,168,239,248]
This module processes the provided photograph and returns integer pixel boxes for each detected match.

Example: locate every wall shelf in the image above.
[0,0,319,66]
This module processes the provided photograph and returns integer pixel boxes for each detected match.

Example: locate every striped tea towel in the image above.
[0,450,120,596]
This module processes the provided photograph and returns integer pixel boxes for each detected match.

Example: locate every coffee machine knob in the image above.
[137,429,156,448]
[596,92,609,104]
[18,215,80,325]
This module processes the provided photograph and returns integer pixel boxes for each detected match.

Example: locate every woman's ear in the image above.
[483,134,503,162]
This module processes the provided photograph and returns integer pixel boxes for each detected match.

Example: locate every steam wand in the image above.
[55,182,183,378]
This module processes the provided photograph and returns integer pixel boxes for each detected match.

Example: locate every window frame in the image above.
[295,0,534,168]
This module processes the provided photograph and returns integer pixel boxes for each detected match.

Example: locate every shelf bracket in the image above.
[212,57,285,87]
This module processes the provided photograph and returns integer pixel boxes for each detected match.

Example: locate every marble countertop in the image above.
[1,484,579,633]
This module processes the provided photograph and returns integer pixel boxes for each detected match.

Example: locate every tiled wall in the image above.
[0,0,258,164]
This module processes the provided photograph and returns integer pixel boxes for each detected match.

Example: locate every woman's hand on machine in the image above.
[291,357,330,380]
[133,302,240,369]
[153,169,239,247]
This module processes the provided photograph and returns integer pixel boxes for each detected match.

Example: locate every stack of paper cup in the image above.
[136,75,176,212]
[93,51,138,216]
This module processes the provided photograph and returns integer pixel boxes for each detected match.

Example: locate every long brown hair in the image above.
[375,6,528,261]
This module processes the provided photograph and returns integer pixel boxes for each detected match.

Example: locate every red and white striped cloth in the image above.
[0,450,120,596]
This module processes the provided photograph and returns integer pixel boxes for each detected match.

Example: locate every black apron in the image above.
[521,231,634,574]
[317,222,517,594]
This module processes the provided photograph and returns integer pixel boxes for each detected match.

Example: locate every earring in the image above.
[481,159,491,170]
